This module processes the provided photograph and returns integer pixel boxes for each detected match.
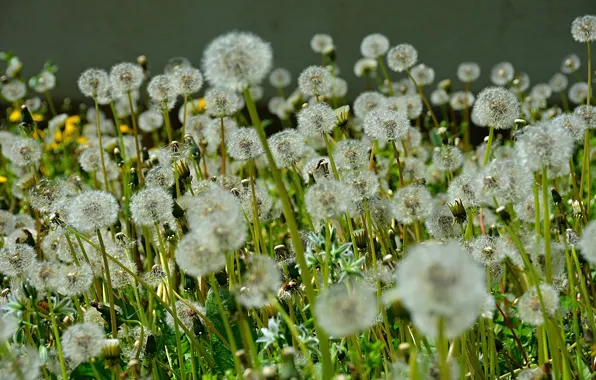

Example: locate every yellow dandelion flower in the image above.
[54,130,63,143]
[76,136,88,145]
[45,143,59,151]
[9,109,20,122]
[0,176,7,184]
[33,114,43,122]
[193,97,206,113]
[120,124,130,134]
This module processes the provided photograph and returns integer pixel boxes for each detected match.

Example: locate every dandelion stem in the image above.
[127,91,144,186]
[483,127,494,166]
[542,167,553,283]
[406,69,439,129]
[47,293,68,380]
[93,97,110,191]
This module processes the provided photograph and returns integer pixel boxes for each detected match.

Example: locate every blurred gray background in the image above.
[1,0,595,103]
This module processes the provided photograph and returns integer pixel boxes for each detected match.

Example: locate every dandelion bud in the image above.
[496,206,511,223]
[19,105,35,134]
[128,167,139,190]
[448,199,467,225]
[354,229,368,249]
[335,105,350,127]
[175,159,191,181]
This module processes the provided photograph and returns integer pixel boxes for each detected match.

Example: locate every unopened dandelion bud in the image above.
[496,206,511,223]
[314,159,330,179]
[335,105,350,127]
[572,200,583,216]
[175,160,191,181]
[113,147,123,167]
[129,167,139,190]
[439,79,451,90]
[19,105,35,134]
[102,338,121,363]
[236,349,250,369]
[551,188,562,205]
[448,199,467,224]
[354,229,368,249]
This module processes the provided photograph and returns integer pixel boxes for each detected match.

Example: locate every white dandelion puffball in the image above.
[571,15,596,42]
[297,102,336,136]
[457,62,481,83]
[130,187,174,227]
[473,86,520,129]
[67,191,119,233]
[109,62,144,95]
[315,281,378,337]
[78,68,109,98]
[386,43,418,72]
[517,283,559,326]
[360,33,390,58]
[490,62,514,86]
[363,109,410,143]
[298,65,333,97]
[202,31,273,91]
[310,33,334,54]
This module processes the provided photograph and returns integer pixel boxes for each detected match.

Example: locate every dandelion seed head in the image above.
[568,82,589,104]
[432,145,463,172]
[202,31,273,91]
[0,211,16,237]
[305,179,352,224]
[424,205,460,240]
[393,184,433,224]
[227,127,263,161]
[457,62,481,83]
[386,43,418,72]
[1,80,26,102]
[138,110,164,133]
[410,63,435,86]
[552,113,586,143]
[238,183,274,223]
[363,109,409,143]
[578,220,596,265]
[549,73,568,92]
[0,345,42,380]
[0,244,36,277]
[28,260,60,292]
[386,94,423,119]
[67,191,119,233]
[172,66,203,96]
[360,33,390,58]
[268,129,307,168]
[353,58,378,77]
[148,74,178,103]
[298,65,333,97]
[78,69,109,98]
[395,242,486,339]
[571,15,596,42]
[204,87,243,117]
[490,62,514,86]
[166,300,206,335]
[574,105,596,130]
[517,283,559,326]
[269,68,292,88]
[343,170,379,205]
[130,187,173,227]
[57,263,94,296]
[354,91,385,119]
[469,235,507,265]
[515,121,574,175]
[237,255,282,308]
[297,102,336,136]
[145,165,175,189]
[176,233,225,278]
[194,211,247,253]
[430,88,450,106]
[268,97,292,120]
[9,138,41,167]
[333,139,369,171]
[561,53,581,74]
[473,86,520,129]
[62,323,105,365]
[316,282,378,337]
[310,34,334,54]
[109,62,144,94]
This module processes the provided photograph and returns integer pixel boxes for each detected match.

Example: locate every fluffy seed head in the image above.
[561,53,581,74]
[410,63,435,86]
[204,87,243,117]
[578,220,596,265]
[490,62,514,86]
[172,66,203,96]
[148,74,178,103]
[138,110,164,133]
[61,323,105,365]
[268,129,307,168]
[227,127,263,161]
[316,281,378,337]
[432,145,463,172]
[386,43,418,72]
[78,68,109,98]
[473,86,520,129]
[333,139,369,171]
[109,62,144,94]
[568,82,589,104]
[298,66,333,97]
[176,233,225,278]
[268,68,291,88]
[549,73,568,92]
[424,205,460,240]
[202,31,273,91]
[237,255,282,308]
[32,70,56,93]
[575,105,596,130]
[0,243,36,277]
[310,34,334,54]
[515,121,574,175]
[394,242,486,339]
[449,91,475,111]
[305,179,352,224]
[194,211,247,253]
[1,79,27,102]
[430,88,450,106]
[130,187,174,227]
[360,33,390,58]
[517,283,559,326]
[353,91,385,118]
[386,94,423,119]
[67,191,119,233]
[553,113,586,142]
[363,109,409,143]
[469,235,507,265]
[57,263,94,296]
[571,15,596,42]
[393,184,433,224]
[9,137,41,167]
[353,57,378,77]
[447,173,480,208]
[297,102,336,136]
[457,62,481,83]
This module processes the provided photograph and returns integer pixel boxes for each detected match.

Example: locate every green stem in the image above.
[127,91,144,186]
[406,69,439,129]
[483,127,494,166]
[542,168,552,283]
[376,56,394,96]
[47,294,68,380]
[93,97,110,191]
[97,230,118,338]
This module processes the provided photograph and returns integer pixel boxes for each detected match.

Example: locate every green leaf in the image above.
[206,288,235,374]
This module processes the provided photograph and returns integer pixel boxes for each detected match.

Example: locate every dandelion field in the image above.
[1,12,596,380]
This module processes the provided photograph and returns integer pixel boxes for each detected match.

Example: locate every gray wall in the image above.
[1,0,595,102]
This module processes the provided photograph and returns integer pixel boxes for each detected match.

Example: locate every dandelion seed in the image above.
[9,137,41,167]
[333,139,369,171]
[227,127,264,161]
[393,184,433,224]
[176,233,225,277]
[2,80,27,102]
[0,211,16,237]
[109,62,144,95]
[298,66,333,98]
[552,113,586,143]
[473,86,519,129]
[297,102,336,136]
[0,345,42,380]
[61,323,105,365]
[315,281,377,337]
[449,91,475,111]
[386,94,423,120]
[424,205,461,240]
[574,105,596,130]
[145,165,175,189]
[238,183,274,223]
[67,191,119,233]
[578,220,596,265]
[360,33,390,58]
[194,211,247,253]
[469,235,506,265]
[511,72,530,92]
[457,62,481,83]
[166,300,206,335]
[0,244,36,277]
[130,187,173,227]
[57,263,94,296]
[31,71,56,93]
[490,62,514,86]
[517,283,559,326]
[430,88,449,106]
[386,44,418,72]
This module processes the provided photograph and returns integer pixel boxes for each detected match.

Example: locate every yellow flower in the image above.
[33,114,44,122]
[45,143,59,151]
[9,109,20,122]
[76,136,88,145]
[65,116,80,136]
[0,176,7,184]
[120,124,130,134]
[54,130,63,143]
[194,98,206,113]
